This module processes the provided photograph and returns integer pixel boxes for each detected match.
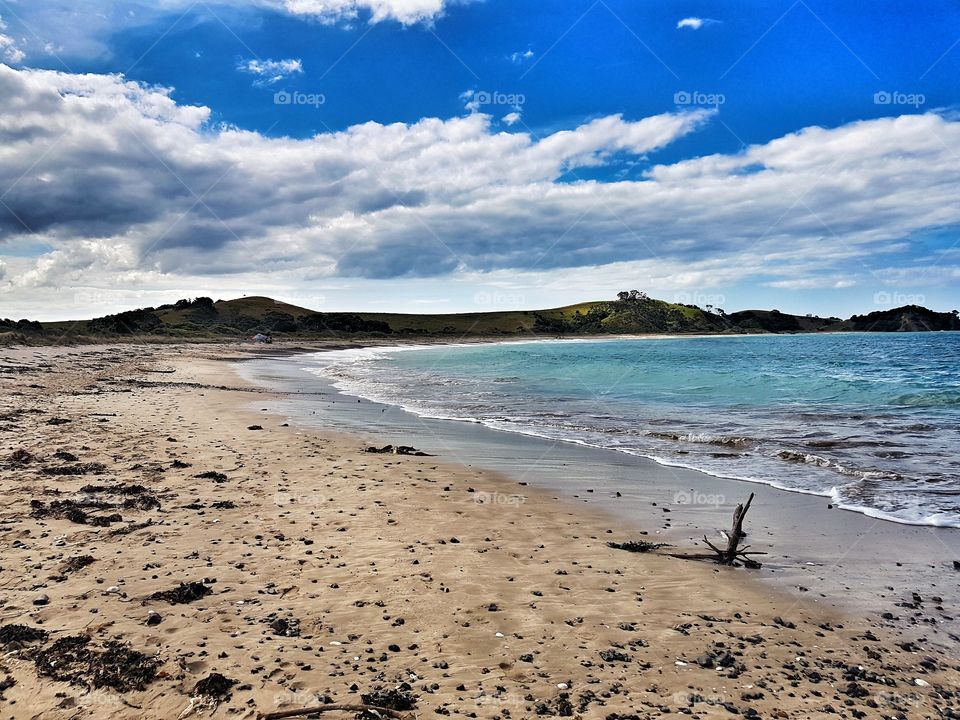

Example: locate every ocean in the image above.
[303,333,960,528]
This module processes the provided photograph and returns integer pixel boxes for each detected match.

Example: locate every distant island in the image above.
[2,292,959,344]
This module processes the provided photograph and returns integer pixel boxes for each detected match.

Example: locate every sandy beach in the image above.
[1,343,958,720]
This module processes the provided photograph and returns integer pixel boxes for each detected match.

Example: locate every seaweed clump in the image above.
[149,582,213,605]
[607,540,668,553]
[33,635,160,691]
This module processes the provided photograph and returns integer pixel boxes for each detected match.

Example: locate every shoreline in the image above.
[244,335,960,530]
[289,342,956,530]
[0,343,958,719]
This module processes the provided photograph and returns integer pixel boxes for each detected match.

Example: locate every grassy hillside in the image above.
[724,309,839,333]
[4,294,958,344]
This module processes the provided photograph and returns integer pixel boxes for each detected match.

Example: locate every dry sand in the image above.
[0,344,958,719]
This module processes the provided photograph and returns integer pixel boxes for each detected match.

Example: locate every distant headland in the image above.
[3,292,958,344]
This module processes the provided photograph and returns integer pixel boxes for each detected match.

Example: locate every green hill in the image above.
[5,293,959,344]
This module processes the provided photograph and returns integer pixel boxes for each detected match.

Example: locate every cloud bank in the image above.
[1,63,959,315]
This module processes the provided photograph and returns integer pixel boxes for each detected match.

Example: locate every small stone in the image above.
[33,594,49,606]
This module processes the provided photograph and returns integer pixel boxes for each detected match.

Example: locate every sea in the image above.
[302,333,960,528]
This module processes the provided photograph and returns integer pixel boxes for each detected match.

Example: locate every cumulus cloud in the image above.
[0,65,709,283]
[1,64,960,315]
[237,57,304,85]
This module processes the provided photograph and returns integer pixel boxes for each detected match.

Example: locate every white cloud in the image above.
[765,277,857,290]
[460,89,480,112]
[277,0,462,25]
[677,17,719,30]
[502,111,521,126]
[509,48,534,64]
[238,57,304,85]
[0,17,25,64]
[1,64,960,317]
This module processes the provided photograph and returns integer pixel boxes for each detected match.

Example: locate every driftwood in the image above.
[257,704,414,720]
[701,492,766,568]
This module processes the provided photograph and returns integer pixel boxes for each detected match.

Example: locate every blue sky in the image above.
[0,0,958,320]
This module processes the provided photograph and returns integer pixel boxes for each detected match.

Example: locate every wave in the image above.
[804,438,901,449]
[776,450,903,481]
[893,392,960,407]
[647,431,752,447]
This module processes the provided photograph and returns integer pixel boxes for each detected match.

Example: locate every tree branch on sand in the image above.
[665,493,766,568]
[700,493,766,568]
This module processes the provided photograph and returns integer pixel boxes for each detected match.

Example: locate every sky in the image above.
[0,0,958,321]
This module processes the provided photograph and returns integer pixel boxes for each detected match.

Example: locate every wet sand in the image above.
[0,343,958,719]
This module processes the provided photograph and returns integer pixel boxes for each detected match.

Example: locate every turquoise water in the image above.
[307,333,960,526]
